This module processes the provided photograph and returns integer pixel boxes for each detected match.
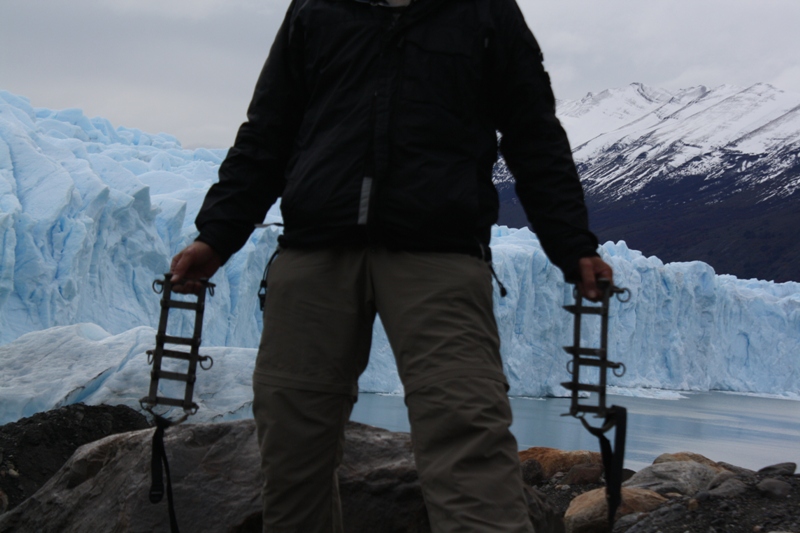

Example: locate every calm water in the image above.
[350,391,800,471]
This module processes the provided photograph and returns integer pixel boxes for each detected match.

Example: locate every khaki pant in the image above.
[253,248,533,533]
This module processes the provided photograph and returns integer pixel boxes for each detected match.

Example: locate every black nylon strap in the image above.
[581,406,627,526]
[150,414,180,533]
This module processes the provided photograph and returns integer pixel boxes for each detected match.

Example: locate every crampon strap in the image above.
[581,406,627,525]
[150,414,180,533]
[141,274,215,533]
[561,279,631,527]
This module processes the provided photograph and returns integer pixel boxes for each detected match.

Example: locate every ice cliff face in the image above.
[0,90,280,349]
[1,89,799,424]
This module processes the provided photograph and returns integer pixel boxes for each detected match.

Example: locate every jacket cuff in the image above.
[561,248,600,284]
[195,226,248,266]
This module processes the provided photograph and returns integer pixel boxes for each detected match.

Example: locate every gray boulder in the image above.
[340,422,429,532]
[0,420,429,533]
[756,478,792,499]
[717,461,756,478]
[0,419,564,533]
[623,460,718,496]
[757,462,797,476]
[708,478,749,498]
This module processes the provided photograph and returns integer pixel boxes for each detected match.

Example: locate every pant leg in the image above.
[253,384,354,533]
[371,250,533,533]
[253,248,375,533]
[404,377,531,533]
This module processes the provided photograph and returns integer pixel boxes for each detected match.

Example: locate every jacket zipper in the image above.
[360,6,405,241]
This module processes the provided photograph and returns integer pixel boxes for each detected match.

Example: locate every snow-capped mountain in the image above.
[496,83,800,282]
[563,82,800,201]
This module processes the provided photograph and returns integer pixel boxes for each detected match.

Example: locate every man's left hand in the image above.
[577,256,613,302]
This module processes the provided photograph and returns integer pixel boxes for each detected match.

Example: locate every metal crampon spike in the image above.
[561,279,628,418]
[140,273,215,417]
[560,278,631,528]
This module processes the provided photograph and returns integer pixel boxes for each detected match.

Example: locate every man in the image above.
[171,0,612,530]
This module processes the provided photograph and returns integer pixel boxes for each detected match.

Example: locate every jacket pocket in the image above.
[400,25,481,114]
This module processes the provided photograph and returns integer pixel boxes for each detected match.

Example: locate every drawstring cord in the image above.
[479,242,507,297]
[489,263,508,297]
[254,222,284,311]
[258,248,281,310]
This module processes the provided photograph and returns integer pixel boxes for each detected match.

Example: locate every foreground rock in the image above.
[519,447,602,479]
[527,451,800,533]
[564,487,667,533]
[2,405,799,533]
[0,403,150,511]
[0,415,563,533]
[0,420,262,532]
[0,419,431,532]
[613,456,800,533]
[623,460,720,496]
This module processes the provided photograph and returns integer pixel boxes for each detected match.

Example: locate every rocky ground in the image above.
[534,464,800,532]
[0,404,798,532]
[0,403,151,512]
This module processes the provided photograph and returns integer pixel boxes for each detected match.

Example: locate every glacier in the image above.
[1,89,799,425]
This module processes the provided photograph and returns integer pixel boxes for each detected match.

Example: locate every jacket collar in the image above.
[352,0,415,6]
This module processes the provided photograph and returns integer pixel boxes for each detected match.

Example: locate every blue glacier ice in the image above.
[1,90,799,425]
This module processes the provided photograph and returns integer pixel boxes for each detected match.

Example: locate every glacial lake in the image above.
[351,391,800,471]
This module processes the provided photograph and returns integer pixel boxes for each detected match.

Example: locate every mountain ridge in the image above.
[495,82,800,282]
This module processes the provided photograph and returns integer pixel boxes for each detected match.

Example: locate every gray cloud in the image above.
[1,0,283,147]
[522,0,800,100]
[2,0,799,148]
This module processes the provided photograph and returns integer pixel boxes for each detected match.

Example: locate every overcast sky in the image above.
[2,0,799,148]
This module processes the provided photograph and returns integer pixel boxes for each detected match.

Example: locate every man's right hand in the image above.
[577,255,614,302]
[170,241,223,294]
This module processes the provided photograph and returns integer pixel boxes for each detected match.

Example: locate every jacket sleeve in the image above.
[195,1,306,264]
[491,0,598,282]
